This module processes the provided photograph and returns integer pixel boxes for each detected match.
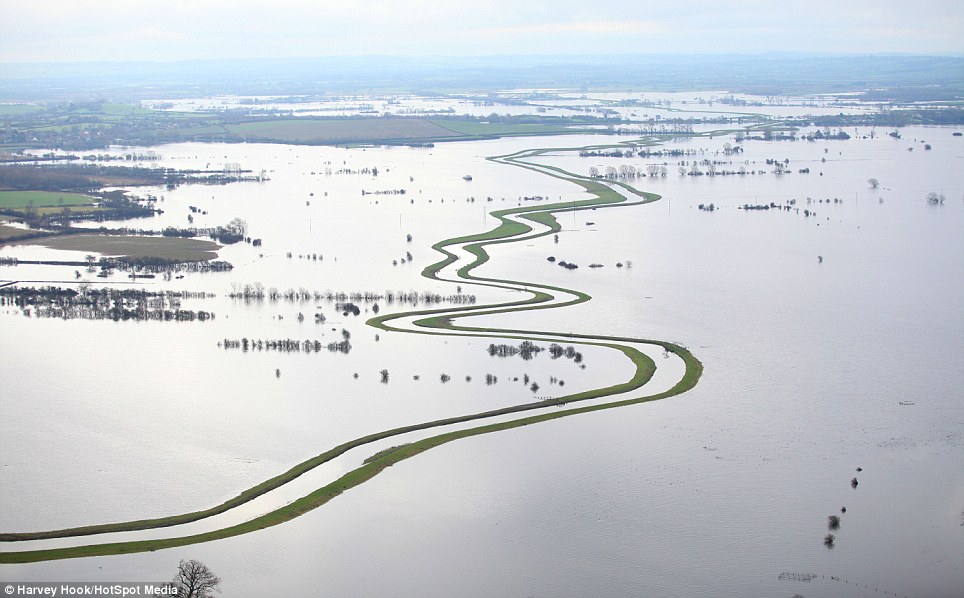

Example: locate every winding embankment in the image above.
[0,139,702,564]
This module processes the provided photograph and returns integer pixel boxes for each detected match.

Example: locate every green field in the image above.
[14,234,221,261]
[0,190,96,209]
[1,101,609,150]
[25,123,112,133]
[431,120,592,136]
[97,102,156,117]
[31,206,109,217]
[0,104,45,116]
[218,118,601,144]
[223,118,463,143]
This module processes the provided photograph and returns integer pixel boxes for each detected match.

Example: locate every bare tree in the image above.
[868,177,880,189]
[157,560,221,598]
[226,217,248,237]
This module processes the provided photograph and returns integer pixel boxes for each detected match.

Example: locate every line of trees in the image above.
[220,337,351,353]
[486,341,584,363]
[227,285,476,305]
[1,285,215,322]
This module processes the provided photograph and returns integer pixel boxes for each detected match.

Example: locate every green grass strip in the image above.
[0,138,702,562]
[0,344,700,564]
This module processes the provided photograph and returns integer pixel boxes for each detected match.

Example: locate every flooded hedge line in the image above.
[0,286,215,321]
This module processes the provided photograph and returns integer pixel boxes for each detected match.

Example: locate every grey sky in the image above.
[1,0,962,63]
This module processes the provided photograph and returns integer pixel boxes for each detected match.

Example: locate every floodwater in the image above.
[1,97,962,597]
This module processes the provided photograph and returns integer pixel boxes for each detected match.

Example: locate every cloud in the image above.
[0,0,961,62]
[478,20,662,37]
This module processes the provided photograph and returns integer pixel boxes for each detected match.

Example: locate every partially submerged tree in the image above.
[226,217,248,237]
[156,559,221,598]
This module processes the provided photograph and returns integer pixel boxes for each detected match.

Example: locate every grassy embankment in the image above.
[0,141,701,563]
[0,349,698,564]
[0,182,657,549]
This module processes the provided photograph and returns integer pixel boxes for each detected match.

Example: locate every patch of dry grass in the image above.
[13,234,221,261]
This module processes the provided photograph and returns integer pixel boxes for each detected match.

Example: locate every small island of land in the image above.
[13,234,221,262]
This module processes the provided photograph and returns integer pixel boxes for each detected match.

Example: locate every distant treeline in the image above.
[794,108,964,127]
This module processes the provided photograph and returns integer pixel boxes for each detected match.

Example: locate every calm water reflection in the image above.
[2,118,962,596]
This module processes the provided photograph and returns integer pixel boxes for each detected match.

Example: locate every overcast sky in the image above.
[1,0,962,63]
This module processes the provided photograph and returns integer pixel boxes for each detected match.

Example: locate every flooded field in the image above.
[1,93,962,597]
